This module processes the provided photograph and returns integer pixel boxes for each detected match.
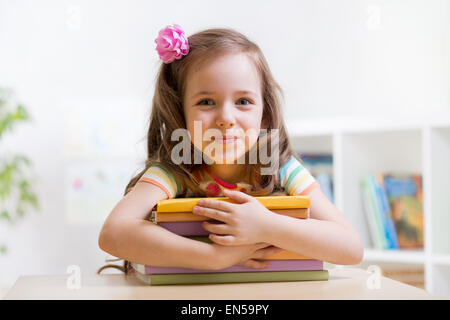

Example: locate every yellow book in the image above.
[155,195,310,213]
[156,208,309,222]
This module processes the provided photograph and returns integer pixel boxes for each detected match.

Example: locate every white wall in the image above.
[0,0,449,290]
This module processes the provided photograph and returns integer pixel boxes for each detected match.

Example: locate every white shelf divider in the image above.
[432,255,450,266]
[363,249,425,264]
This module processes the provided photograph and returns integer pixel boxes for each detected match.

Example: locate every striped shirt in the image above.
[279,156,319,196]
[139,163,184,199]
[138,156,318,199]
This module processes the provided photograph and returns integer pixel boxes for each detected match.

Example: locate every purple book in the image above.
[158,220,222,236]
[131,260,323,275]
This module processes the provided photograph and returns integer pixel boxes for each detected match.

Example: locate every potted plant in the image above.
[0,87,39,254]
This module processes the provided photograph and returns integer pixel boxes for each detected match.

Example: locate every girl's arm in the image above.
[98,182,217,269]
[263,187,364,265]
[98,182,279,270]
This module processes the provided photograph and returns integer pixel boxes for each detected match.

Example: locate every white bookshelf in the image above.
[286,113,450,298]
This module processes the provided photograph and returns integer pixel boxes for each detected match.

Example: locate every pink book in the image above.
[157,220,222,236]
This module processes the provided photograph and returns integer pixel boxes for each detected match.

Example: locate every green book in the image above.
[134,270,329,285]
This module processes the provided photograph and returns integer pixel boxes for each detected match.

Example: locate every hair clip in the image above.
[155,24,189,63]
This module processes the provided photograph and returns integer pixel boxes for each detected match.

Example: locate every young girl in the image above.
[97,25,363,274]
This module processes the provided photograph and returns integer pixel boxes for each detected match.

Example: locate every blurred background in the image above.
[1,0,449,298]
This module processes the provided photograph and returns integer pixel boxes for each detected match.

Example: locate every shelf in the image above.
[286,113,450,136]
[432,255,450,266]
[363,249,425,264]
[363,250,450,266]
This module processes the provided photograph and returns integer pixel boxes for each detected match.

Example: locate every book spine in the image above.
[371,174,397,249]
[156,196,310,213]
[135,270,329,285]
[157,221,217,236]
[361,177,384,250]
[367,175,387,249]
[375,174,399,249]
[156,208,309,222]
[131,260,323,275]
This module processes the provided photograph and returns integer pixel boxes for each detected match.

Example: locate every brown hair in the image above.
[97,27,301,275]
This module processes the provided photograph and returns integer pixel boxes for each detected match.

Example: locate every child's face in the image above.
[183,52,265,164]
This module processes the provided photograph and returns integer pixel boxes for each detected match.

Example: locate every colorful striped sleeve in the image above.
[138,164,182,199]
[279,156,319,196]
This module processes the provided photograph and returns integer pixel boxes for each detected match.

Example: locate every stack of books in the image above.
[130,196,329,285]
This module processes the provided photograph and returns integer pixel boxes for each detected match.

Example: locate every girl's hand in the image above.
[210,242,282,270]
[193,189,275,246]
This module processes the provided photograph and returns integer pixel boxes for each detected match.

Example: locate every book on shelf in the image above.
[372,173,399,249]
[384,174,424,249]
[298,153,334,203]
[361,172,423,250]
[132,269,329,286]
[361,175,386,250]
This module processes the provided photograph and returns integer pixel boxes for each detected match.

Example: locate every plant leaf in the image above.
[0,244,7,255]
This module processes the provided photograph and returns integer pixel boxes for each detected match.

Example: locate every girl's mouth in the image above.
[212,136,238,144]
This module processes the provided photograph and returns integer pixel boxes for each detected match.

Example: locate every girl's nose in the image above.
[216,119,235,128]
[215,105,235,129]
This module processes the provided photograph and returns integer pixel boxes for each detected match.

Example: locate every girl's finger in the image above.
[222,189,251,204]
[197,198,235,212]
[202,221,232,235]
[253,246,283,259]
[241,259,270,269]
[208,234,237,246]
[193,206,230,223]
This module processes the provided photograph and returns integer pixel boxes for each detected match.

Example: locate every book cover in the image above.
[155,195,310,213]
[155,208,309,222]
[130,259,323,275]
[361,176,385,250]
[133,269,329,285]
[372,174,399,249]
[384,174,424,249]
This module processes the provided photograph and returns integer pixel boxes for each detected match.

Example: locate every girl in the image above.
[97,25,363,274]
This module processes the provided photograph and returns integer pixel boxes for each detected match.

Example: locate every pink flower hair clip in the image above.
[155,24,190,64]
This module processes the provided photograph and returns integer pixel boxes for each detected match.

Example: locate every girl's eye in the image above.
[237,98,252,105]
[197,99,214,106]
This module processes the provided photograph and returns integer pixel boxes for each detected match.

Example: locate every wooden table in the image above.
[4,268,444,300]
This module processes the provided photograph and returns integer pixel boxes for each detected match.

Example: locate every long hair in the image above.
[97,27,301,275]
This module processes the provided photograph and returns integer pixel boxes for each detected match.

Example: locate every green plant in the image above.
[0,88,39,254]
